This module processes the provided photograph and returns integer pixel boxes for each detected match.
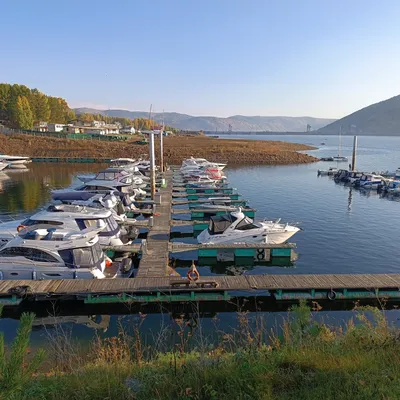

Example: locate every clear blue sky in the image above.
[1,0,400,118]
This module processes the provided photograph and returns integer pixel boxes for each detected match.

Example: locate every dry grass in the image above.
[0,133,317,165]
[5,302,400,400]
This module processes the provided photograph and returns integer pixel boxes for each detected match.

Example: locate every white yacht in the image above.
[356,174,384,190]
[0,227,133,280]
[197,209,300,245]
[317,167,338,176]
[191,197,245,212]
[0,205,135,248]
[0,155,31,165]
[182,157,226,170]
[346,172,364,185]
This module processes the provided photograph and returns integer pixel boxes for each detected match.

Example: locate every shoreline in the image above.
[0,133,318,165]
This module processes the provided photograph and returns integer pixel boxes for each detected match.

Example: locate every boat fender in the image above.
[17,224,26,232]
[187,261,200,281]
[256,249,265,261]
[327,289,336,301]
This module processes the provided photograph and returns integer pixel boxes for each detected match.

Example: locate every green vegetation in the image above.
[2,302,400,399]
[0,83,73,129]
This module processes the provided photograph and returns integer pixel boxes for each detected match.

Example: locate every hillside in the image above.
[318,95,400,135]
[74,108,334,132]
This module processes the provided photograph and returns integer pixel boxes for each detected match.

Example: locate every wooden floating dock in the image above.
[171,208,256,218]
[2,274,400,306]
[172,199,247,206]
[172,193,241,200]
[31,157,111,163]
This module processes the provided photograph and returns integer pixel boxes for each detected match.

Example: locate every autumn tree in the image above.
[30,89,50,122]
[14,96,33,129]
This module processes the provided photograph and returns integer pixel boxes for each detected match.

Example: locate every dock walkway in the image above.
[135,170,173,277]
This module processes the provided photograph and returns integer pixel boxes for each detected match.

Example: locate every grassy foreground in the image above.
[2,303,400,400]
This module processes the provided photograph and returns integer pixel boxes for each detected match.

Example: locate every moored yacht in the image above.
[0,205,137,248]
[356,174,385,190]
[0,227,133,280]
[197,209,300,245]
[0,155,31,165]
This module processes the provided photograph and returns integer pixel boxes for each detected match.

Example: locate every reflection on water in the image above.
[0,163,106,218]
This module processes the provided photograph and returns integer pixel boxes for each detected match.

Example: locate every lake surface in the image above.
[1,135,400,347]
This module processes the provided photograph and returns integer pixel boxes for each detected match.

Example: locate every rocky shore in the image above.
[0,133,318,165]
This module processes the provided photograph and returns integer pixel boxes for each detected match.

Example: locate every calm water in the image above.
[1,135,400,345]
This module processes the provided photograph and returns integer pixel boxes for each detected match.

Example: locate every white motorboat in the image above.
[0,205,136,248]
[185,176,221,186]
[381,180,400,194]
[356,174,385,190]
[0,227,133,280]
[51,190,136,223]
[182,157,226,170]
[317,167,338,176]
[191,197,245,212]
[0,155,31,165]
[197,209,300,245]
[346,171,364,185]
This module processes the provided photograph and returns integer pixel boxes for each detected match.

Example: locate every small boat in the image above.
[317,167,338,176]
[320,157,335,162]
[197,209,300,245]
[346,171,364,185]
[191,197,246,212]
[332,156,348,162]
[355,174,385,190]
[0,155,31,165]
[182,157,226,170]
[185,176,221,186]
[382,180,400,194]
[0,227,134,280]
[333,169,351,182]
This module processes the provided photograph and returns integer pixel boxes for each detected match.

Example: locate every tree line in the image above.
[0,83,177,132]
[0,83,75,129]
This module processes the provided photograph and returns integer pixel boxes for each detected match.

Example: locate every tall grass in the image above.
[3,301,400,399]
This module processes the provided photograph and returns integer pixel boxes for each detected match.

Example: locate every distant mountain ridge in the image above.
[74,108,335,132]
[318,95,400,135]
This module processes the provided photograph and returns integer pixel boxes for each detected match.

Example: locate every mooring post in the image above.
[351,135,357,171]
[149,131,156,199]
[160,127,164,173]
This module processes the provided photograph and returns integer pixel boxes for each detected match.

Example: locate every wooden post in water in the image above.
[149,132,156,199]
[351,135,357,171]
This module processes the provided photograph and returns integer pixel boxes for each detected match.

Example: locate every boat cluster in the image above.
[318,167,400,194]
[177,158,301,245]
[0,158,153,281]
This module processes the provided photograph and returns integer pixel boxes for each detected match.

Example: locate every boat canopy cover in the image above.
[52,191,94,201]
[208,214,237,234]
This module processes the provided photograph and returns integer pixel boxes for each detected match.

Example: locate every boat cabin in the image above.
[0,228,106,280]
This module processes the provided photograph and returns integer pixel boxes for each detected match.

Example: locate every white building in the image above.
[120,126,136,134]
[47,123,65,132]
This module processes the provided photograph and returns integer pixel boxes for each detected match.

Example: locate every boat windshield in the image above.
[208,214,237,235]
[235,217,258,231]
[58,243,104,268]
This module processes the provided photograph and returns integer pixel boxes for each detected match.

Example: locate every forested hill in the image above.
[318,95,400,135]
[0,83,75,129]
